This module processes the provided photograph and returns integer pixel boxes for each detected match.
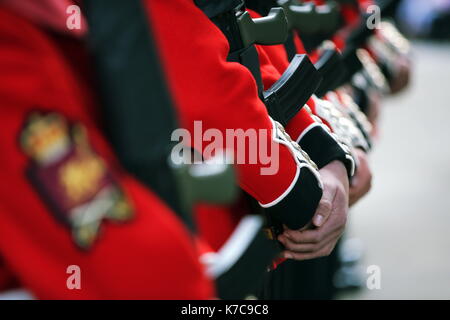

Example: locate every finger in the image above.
[280,227,343,252]
[282,228,321,244]
[312,198,333,228]
[281,250,324,261]
[282,242,338,261]
[285,251,327,261]
[277,235,317,253]
[283,222,311,233]
[279,228,343,254]
[283,220,341,244]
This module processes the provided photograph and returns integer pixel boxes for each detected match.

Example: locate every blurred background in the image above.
[340,41,450,299]
[337,0,450,298]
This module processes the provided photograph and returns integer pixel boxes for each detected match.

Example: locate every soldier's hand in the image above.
[349,148,372,206]
[390,57,411,94]
[277,160,349,261]
[367,92,381,139]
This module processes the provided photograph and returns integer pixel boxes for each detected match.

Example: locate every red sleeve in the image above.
[0,6,214,300]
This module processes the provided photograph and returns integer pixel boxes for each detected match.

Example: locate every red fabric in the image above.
[2,0,86,37]
[195,197,247,252]
[196,205,238,252]
[340,4,361,26]
[357,0,375,11]
[256,43,290,76]
[0,6,214,299]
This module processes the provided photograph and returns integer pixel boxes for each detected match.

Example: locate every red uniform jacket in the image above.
[0,4,214,299]
[146,0,323,248]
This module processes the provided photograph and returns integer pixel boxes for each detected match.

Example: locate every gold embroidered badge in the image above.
[20,112,133,249]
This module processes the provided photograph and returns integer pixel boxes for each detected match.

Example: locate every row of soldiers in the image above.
[0,0,410,299]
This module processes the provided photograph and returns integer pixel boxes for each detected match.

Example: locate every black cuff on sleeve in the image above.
[264,167,322,231]
[299,125,353,175]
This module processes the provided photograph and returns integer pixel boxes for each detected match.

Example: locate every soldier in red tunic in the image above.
[0,0,215,299]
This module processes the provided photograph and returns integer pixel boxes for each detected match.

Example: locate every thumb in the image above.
[312,197,333,227]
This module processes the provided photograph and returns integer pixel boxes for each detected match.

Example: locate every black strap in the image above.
[283,31,298,61]
[84,0,194,229]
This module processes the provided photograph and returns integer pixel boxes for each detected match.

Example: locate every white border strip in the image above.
[202,215,264,279]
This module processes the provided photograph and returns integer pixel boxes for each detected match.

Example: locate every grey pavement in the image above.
[338,41,450,299]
